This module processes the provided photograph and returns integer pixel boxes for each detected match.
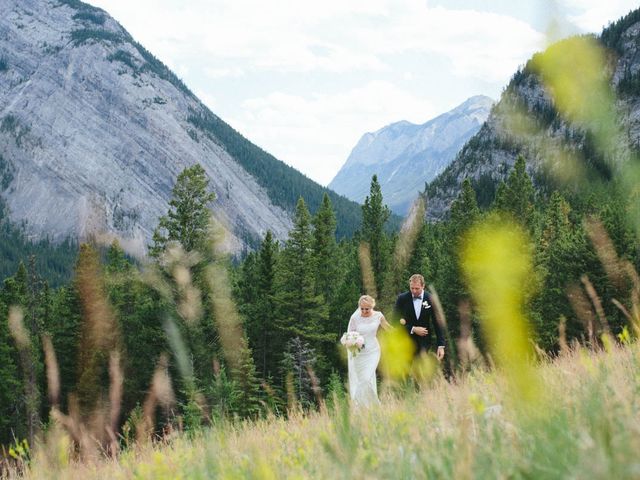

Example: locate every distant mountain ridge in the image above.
[425,8,640,219]
[329,95,493,215]
[0,0,363,257]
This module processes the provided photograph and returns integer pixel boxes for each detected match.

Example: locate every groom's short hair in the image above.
[409,274,425,286]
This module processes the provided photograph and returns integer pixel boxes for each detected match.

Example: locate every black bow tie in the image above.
[413,296,422,300]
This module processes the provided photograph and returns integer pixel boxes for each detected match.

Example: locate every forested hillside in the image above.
[0,200,76,287]
[426,7,640,220]
[1,152,638,447]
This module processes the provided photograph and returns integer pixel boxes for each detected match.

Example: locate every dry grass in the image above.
[10,341,640,479]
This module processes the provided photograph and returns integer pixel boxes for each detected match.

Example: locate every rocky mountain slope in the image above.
[0,0,362,256]
[425,9,640,220]
[329,95,492,215]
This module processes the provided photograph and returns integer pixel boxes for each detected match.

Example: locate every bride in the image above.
[346,295,391,407]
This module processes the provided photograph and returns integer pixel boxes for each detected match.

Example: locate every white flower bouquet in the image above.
[340,331,365,357]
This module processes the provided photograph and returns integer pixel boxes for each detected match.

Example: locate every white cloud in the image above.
[88,0,639,186]
[204,67,246,79]
[559,0,638,32]
[93,0,543,79]
[232,81,436,185]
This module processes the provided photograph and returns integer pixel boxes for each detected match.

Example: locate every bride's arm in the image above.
[378,314,392,331]
[347,311,358,332]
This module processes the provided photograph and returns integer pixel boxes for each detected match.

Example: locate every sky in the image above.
[87,0,639,186]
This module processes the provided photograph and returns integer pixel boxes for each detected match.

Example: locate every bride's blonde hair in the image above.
[358,294,376,308]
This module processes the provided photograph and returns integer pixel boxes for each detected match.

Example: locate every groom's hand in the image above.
[437,346,445,361]
[412,326,428,336]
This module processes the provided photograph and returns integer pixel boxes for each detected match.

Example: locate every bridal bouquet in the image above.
[340,331,365,357]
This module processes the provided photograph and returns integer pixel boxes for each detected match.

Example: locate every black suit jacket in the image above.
[394,290,445,354]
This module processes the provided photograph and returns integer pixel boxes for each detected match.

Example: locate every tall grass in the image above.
[10,342,640,479]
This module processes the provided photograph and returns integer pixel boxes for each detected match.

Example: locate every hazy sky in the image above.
[87,0,638,186]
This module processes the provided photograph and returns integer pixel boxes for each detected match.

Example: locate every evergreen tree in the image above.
[0,296,22,444]
[2,261,44,444]
[312,193,340,303]
[74,243,121,418]
[47,285,82,412]
[281,337,318,408]
[449,179,480,239]
[494,155,536,230]
[149,164,216,256]
[240,231,279,380]
[273,198,331,388]
[533,192,589,349]
[104,241,167,418]
[361,175,391,297]
[441,179,481,341]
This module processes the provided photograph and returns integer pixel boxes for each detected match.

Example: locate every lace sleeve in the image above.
[347,309,359,331]
[375,310,383,327]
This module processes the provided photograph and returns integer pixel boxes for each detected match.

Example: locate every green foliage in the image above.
[57,0,101,12]
[617,71,640,97]
[1,114,31,147]
[131,41,194,96]
[312,193,340,302]
[0,207,77,288]
[361,175,391,296]
[72,11,105,25]
[70,29,123,46]
[0,298,22,445]
[471,173,498,209]
[493,155,536,230]
[0,153,15,190]
[601,7,640,53]
[150,164,216,255]
[0,231,76,289]
[107,50,137,70]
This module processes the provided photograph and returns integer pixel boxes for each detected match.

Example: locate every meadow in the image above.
[7,340,640,479]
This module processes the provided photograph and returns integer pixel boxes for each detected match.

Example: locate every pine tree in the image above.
[361,175,391,297]
[241,231,279,380]
[0,296,22,444]
[48,285,82,412]
[281,337,318,408]
[74,243,121,418]
[440,178,481,341]
[2,261,44,444]
[273,198,331,387]
[104,241,167,417]
[149,164,216,256]
[494,155,536,230]
[533,192,588,349]
[449,178,480,239]
[312,193,340,303]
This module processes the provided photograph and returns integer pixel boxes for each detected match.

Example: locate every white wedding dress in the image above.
[347,310,382,407]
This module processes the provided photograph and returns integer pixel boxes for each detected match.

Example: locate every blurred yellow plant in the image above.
[461,216,542,408]
[379,327,415,381]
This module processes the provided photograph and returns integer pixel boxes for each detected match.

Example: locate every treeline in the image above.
[0,200,77,287]
[0,158,638,450]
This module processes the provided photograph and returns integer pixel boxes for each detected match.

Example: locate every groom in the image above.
[394,274,445,360]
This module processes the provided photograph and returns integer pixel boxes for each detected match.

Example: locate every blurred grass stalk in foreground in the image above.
[461,216,543,410]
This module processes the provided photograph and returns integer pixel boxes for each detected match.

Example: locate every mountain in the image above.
[425,9,640,219]
[0,0,363,257]
[328,95,493,215]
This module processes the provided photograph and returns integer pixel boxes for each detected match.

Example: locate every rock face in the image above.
[0,0,295,256]
[328,95,493,215]
[426,9,640,220]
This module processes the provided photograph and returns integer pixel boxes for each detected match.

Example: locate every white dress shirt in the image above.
[412,294,422,320]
